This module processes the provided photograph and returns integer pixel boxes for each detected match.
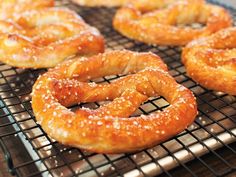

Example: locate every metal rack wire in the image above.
[0,0,236,177]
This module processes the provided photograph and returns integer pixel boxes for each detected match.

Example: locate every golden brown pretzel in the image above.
[0,0,54,20]
[32,50,197,153]
[0,8,104,68]
[182,27,236,95]
[113,0,232,46]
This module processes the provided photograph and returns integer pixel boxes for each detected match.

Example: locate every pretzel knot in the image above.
[113,0,232,46]
[0,8,104,68]
[32,50,197,153]
[0,0,54,20]
[182,27,236,95]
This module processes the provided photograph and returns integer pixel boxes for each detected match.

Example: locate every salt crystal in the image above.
[97,121,103,125]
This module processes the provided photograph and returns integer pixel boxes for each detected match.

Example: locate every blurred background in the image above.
[218,0,236,7]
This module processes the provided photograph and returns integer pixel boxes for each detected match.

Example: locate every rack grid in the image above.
[0,0,236,177]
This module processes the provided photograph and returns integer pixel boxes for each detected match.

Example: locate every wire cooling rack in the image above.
[0,0,236,177]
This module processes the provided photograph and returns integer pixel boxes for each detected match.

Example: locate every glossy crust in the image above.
[71,0,128,7]
[32,50,197,153]
[182,27,236,95]
[113,0,232,46]
[0,0,54,20]
[71,0,177,11]
[0,8,104,68]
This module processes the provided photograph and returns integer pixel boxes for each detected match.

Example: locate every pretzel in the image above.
[182,27,236,95]
[113,0,232,46]
[0,0,54,20]
[0,8,104,68]
[32,50,197,153]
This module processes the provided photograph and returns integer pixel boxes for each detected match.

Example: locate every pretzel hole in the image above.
[177,22,204,29]
[90,74,127,83]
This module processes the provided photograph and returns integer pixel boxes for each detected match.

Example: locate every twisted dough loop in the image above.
[0,8,104,68]
[113,0,232,46]
[0,0,54,20]
[71,0,176,11]
[71,0,128,7]
[32,50,197,153]
[182,27,236,95]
